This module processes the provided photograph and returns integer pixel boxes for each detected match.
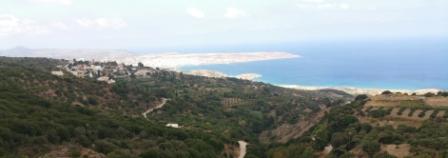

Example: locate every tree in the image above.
[378,132,403,144]
[138,62,144,68]
[382,90,393,95]
[355,95,368,101]
[368,109,388,118]
[331,132,348,148]
[424,92,435,97]
[437,91,448,97]
[362,141,380,157]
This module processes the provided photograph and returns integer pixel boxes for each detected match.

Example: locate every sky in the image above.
[0,0,447,49]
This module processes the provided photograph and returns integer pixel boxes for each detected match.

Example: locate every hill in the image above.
[268,92,448,158]
[0,57,351,158]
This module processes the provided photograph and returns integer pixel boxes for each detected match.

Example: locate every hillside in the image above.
[0,57,352,158]
[268,92,448,158]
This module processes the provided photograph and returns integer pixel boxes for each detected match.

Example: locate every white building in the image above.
[51,71,64,77]
[166,123,180,128]
[135,68,156,77]
[97,76,110,82]
[97,76,116,84]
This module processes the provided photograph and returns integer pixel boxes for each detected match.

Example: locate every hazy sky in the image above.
[0,0,447,49]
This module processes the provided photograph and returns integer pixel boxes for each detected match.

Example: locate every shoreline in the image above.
[1,49,445,95]
[180,69,446,96]
[279,84,443,96]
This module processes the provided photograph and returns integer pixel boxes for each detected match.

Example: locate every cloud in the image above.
[300,0,326,3]
[30,0,73,6]
[296,0,351,10]
[0,14,49,37]
[76,18,127,29]
[224,7,248,19]
[186,8,205,19]
[50,22,70,30]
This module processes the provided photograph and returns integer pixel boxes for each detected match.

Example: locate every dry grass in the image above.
[381,144,411,158]
[436,111,446,118]
[411,109,423,118]
[425,97,448,107]
[366,95,424,107]
[350,146,368,158]
[367,94,448,108]
[423,110,434,120]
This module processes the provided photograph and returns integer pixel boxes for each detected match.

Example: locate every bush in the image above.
[424,92,435,97]
[362,141,380,156]
[368,109,388,118]
[382,91,393,95]
[355,95,368,101]
[437,91,448,97]
[374,152,397,158]
[94,140,117,154]
[87,97,98,105]
[378,132,403,144]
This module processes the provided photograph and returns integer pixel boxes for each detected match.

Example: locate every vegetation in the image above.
[267,93,448,158]
[3,57,446,157]
[0,57,350,157]
[0,58,234,158]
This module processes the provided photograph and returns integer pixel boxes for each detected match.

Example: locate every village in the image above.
[50,59,187,129]
[51,59,159,84]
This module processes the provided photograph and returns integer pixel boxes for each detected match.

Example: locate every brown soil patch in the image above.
[359,116,422,128]
[423,110,434,120]
[318,145,333,158]
[41,145,105,158]
[259,106,329,144]
[425,97,448,107]
[223,143,239,158]
[436,111,446,118]
[381,144,411,158]
[350,145,368,158]
[366,95,424,107]
[400,109,411,118]
[389,108,401,117]
[411,109,423,118]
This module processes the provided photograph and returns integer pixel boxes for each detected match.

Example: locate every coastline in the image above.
[1,48,445,95]
[0,48,300,70]
[187,69,262,81]
[181,69,444,96]
[113,52,300,69]
[279,84,443,96]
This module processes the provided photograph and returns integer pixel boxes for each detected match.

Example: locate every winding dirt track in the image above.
[238,141,248,158]
[142,99,247,158]
[142,98,169,119]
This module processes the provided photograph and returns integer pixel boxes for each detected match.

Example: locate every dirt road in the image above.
[142,98,169,119]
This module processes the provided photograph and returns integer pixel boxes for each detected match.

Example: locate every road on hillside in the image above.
[238,141,248,158]
[142,98,169,119]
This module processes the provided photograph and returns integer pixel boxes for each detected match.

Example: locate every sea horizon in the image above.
[179,39,448,92]
[1,38,446,92]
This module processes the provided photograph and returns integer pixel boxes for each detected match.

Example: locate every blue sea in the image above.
[176,38,448,90]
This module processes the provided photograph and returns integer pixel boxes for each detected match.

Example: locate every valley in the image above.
[1,57,447,158]
[0,57,350,158]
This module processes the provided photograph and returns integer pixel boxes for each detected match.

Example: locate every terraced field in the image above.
[361,94,448,128]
